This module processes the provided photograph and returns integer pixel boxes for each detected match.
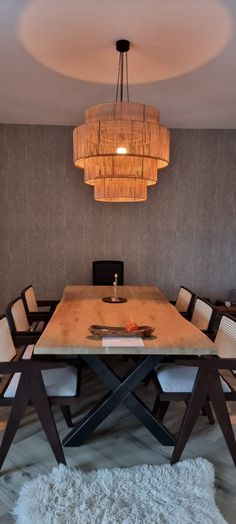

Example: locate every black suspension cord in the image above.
[125,51,129,102]
[115,40,130,103]
[120,52,124,102]
[115,54,121,102]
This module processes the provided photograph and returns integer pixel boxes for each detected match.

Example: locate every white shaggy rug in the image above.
[13,458,227,524]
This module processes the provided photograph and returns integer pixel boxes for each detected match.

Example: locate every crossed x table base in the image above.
[62,355,176,448]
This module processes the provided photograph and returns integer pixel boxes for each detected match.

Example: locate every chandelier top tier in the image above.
[85,101,160,123]
[73,39,170,202]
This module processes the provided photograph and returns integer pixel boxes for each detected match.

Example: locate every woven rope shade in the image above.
[73,40,170,202]
[73,101,169,201]
[83,157,158,186]
[94,177,148,202]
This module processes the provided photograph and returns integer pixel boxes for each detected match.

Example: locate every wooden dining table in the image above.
[34,285,217,450]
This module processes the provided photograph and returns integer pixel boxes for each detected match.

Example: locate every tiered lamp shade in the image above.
[94,178,148,202]
[73,101,170,202]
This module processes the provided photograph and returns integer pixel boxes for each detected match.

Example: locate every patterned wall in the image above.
[0,124,235,313]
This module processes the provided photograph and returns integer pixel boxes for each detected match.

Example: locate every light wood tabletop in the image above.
[34,286,216,356]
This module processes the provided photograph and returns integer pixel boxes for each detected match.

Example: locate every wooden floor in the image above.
[0,358,236,523]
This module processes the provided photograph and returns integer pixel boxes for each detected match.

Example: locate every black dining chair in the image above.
[170,354,236,466]
[6,297,82,425]
[152,298,218,421]
[6,297,43,345]
[0,314,82,469]
[152,312,234,424]
[189,297,218,338]
[21,284,59,327]
[92,260,124,285]
[171,285,196,320]
[0,357,68,469]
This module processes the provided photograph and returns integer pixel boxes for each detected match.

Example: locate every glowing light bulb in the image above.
[116,146,127,154]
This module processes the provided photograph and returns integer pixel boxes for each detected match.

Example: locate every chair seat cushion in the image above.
[4,345,78,398]
[156,364,231,393]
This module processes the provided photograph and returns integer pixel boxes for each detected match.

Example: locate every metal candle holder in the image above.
[102,273,127,303]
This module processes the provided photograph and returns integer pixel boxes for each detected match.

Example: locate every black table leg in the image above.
[89,356,176,445]
[63,355,176,447]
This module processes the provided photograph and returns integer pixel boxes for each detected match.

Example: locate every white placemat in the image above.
[102,336,144,347]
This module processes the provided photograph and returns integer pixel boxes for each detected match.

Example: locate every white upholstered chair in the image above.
[7,297,44,344]
[0,314,80,468]
[173,286,196,319]
[153,309,233,423]
[1,312,79,415]
[186,297,218,344]
[190,297,215,333]
[6,299,81,425]
[215,315,236,359]
[21,285,59,327]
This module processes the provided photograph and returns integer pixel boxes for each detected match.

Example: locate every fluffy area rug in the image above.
[13,458,227,524]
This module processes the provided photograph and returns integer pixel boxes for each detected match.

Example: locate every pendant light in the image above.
[73,40,170,202]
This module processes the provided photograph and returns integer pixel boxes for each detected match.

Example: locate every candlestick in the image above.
[102,272,127,303]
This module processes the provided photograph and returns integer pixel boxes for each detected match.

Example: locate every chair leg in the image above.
[202,400,215,425]
[209,369,236,465]
[30,371,66,465]
[0,373,30,469]
[60,405,74,427]
[170,367,210,465]
[157,401,170,422]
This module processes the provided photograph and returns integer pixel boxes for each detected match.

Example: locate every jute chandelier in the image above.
[73,40,170,202]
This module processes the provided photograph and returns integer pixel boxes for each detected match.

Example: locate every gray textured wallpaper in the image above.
[0,124,235,313]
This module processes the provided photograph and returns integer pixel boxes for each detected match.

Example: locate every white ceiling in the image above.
[1,0,236,128]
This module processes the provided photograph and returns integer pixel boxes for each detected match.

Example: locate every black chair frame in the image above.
[6,298,42,347]
[152,297,219,422]
[0,359,69,469]
[190,297,220,340]
[21,285,59,324]
[92,260,124,286]
[4,307,81,426]
[170,285,196,320]
[170,356,236,466]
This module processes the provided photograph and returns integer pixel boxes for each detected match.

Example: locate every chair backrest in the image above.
[22,285,38,313]
[7,298,30,332]
[92,260,124,286]
[175,286,195,314]
[215,314,236,359]
[0,315,16,361]
[191,297,214,331]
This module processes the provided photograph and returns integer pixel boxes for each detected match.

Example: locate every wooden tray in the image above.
[88,325,154,338]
